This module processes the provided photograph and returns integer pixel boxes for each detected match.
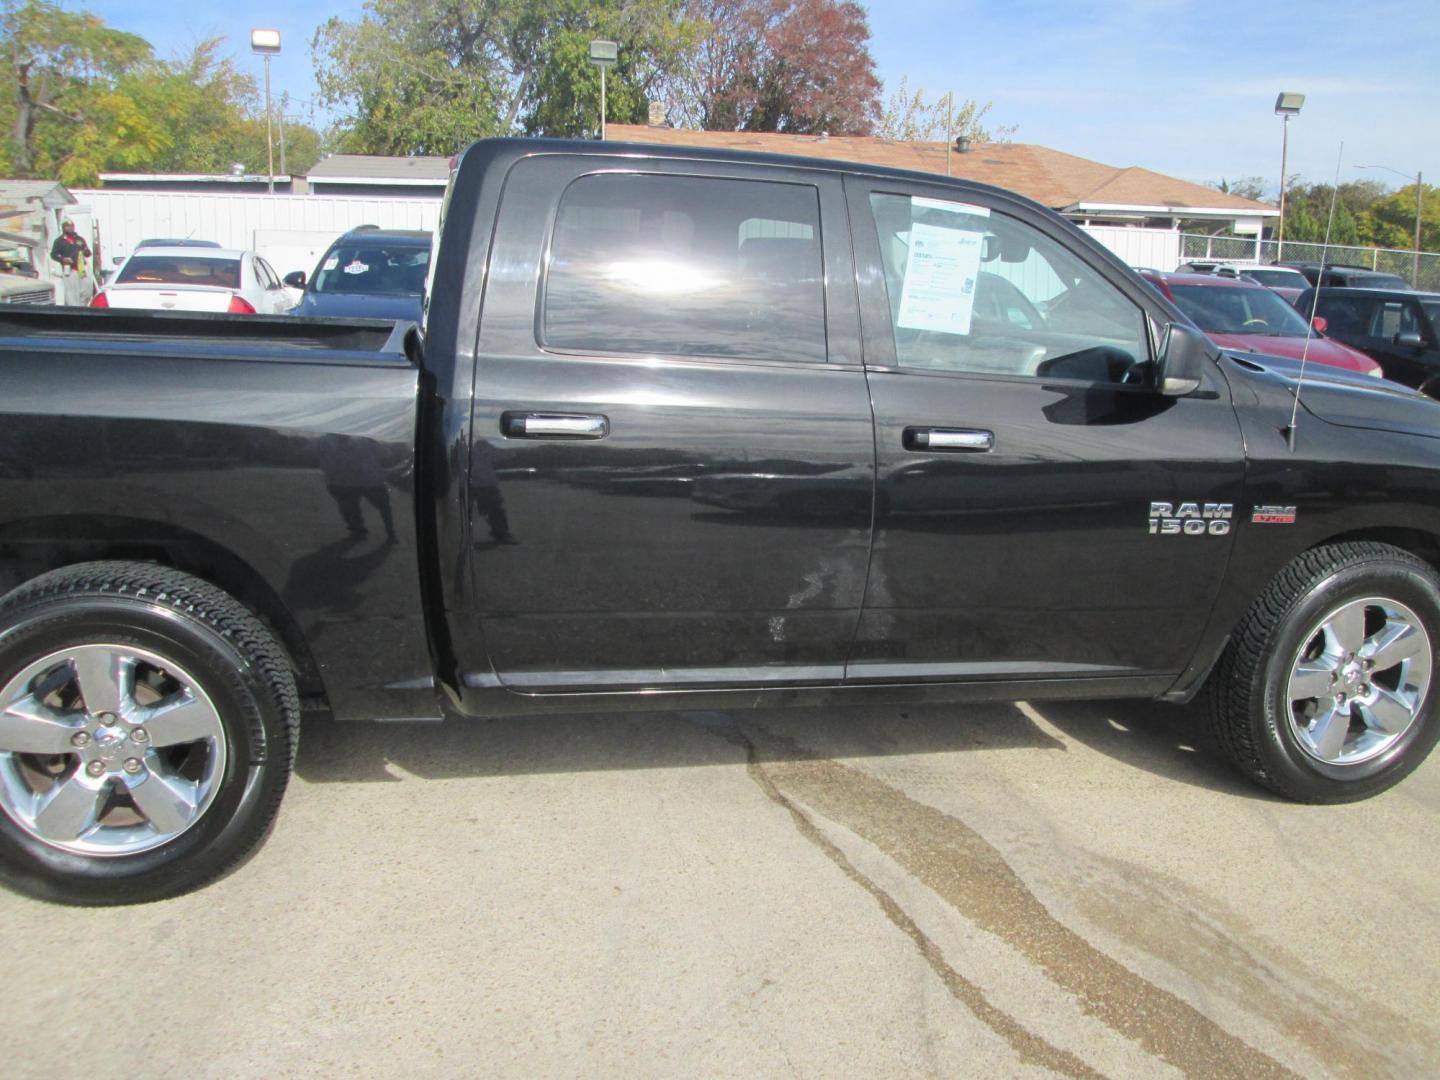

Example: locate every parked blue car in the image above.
[284,227,431,322]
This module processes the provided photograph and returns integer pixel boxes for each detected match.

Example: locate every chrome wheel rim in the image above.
[0,644,227,856]
[1286,596,1432,766]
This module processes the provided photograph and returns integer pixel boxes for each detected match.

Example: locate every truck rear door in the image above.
[465,154,873,692]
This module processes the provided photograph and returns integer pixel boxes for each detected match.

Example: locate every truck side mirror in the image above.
[1395,330,1424,348]
[283,270,307,289]
[1158,322,1210,396]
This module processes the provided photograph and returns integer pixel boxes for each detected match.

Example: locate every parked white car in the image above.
[90,248,300,314]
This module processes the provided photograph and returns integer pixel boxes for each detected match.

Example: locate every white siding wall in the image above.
[1079,225,1182,271]
[73,190,442,269]
[74,190,1188,285]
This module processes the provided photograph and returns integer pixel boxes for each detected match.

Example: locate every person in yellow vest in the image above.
[50,219,91,305]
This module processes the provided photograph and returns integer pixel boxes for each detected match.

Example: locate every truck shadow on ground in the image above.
[293,695,1272,800]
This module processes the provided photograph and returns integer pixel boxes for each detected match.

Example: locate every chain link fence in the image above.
[1179,234,1440,291]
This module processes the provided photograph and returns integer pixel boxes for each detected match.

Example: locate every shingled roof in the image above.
[605,125,1274,217]
[306,154,452,184]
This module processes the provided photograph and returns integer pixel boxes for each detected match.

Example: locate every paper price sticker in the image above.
[895,223,985,336]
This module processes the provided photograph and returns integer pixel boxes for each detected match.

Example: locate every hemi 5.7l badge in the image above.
[1148,502,1233,536]
[1252,504,1298,524]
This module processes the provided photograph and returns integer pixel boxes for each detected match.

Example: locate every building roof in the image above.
[99,172,290,184]
[604,125,1275,218]
[0,179,75,210]
[306,155,451,185]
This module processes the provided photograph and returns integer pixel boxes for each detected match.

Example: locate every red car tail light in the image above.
[227,294,257,314]
[89,292,109,308]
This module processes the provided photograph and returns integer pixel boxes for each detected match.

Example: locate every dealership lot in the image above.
[2,699,1436,1078]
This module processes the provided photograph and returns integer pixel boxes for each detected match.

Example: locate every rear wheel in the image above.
[0,562,298,904]
[1208,542,1440,802]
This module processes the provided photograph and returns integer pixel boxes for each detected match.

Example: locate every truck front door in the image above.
[465,156,874,692]
[845,177,1245,686]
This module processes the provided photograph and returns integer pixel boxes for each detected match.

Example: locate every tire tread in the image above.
[1207,541,1434,802]
[0,561,299,902]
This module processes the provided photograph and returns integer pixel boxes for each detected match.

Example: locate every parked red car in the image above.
[1140,272,1383,377]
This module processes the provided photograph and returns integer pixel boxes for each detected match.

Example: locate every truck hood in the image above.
[1222,351,1440,440]
[293,291,423,322]
[1209,333,1381,376]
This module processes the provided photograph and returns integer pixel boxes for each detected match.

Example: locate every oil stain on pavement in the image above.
[684,708,1401,1078]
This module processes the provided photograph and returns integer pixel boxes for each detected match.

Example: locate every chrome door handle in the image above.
[904,427,994,452]
[502,412,609,439]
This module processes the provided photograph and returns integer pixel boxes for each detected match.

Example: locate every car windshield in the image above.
[1241,268,1307,288]
[312,243,430,295]
[1167,284,1313,336]
[115,255,240,289]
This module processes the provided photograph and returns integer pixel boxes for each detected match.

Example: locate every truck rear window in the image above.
[542,173,826,363]
[116,256,240,289]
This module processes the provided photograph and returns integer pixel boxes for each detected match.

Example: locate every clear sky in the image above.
[88,0,1439,194]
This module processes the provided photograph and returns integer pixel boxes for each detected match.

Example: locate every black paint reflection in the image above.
[320,435,396,542]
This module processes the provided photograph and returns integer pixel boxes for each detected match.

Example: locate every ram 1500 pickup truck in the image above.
[3,138,1440,905]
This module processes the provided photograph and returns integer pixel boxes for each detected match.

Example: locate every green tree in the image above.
[313,0,695,154]
[1209,176,1270,203]
[1,0,150,176]
[875,77,1012,144]
[522,0,697,137]
[1362,184,1440,253]
[1278,180,1392,246]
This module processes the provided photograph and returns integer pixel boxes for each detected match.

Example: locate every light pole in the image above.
[588,40,618,140]
[1274,92,1304,263]
[1356,163,1425,288]
[250,29,282,194]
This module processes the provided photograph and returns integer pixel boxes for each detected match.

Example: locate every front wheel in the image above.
[0,562,298,904]
[1208,542,1440,802]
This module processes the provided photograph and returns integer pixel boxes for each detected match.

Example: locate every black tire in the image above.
[0,562,298,904]
[1208,541,1440,802]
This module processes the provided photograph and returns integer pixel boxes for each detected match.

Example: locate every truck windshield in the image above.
[1167,284,1313,336]
[116,256,240,289]
[312,245,431,295]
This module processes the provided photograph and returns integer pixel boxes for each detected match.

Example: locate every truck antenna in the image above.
[1283,142,1345,450]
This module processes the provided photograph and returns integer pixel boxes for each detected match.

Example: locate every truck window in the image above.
[1313,295,1375,337]
[543,173,826,363]
[868,193,1147,383]
[1373,301,1424,339]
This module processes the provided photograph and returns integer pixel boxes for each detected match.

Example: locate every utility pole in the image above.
[1415,172,1424,289]
[277,95,288,179]
[945,92,953,177]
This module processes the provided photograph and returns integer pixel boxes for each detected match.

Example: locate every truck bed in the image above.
[0,307,413,365]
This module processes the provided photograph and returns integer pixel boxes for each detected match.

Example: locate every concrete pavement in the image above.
[2,697,1437,1077]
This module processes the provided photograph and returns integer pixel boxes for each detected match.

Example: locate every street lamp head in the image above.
[588,39,618,66]
[250,28,281,55]
[1274,92,1304,116]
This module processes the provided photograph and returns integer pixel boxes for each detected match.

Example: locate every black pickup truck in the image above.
[4,138,1440,904]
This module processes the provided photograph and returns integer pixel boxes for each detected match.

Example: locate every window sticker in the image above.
[913,196,990,218]
[322,256,339,271]
[343,260,370,275]
[896,223,985,335]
